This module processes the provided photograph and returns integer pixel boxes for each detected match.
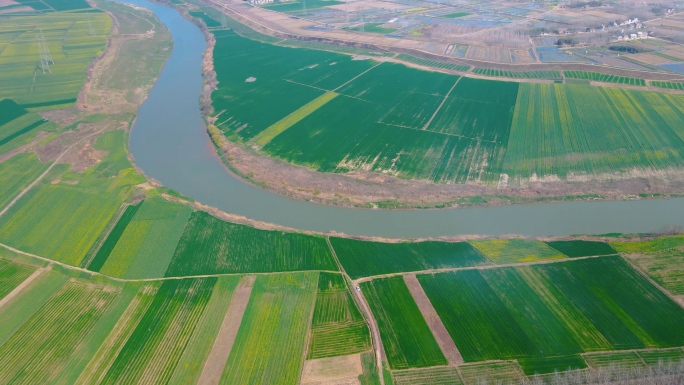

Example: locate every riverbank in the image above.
[182,2,684,210]
[121,0,684,237]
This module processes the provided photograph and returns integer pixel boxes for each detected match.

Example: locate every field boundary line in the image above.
[326,237,385,385]
[298,271,320,385]
[284,79,375,104]
[332,62,382,92]
[354,254,612,283]
[0,128,105,218]
[422,76,462,130]
[403,274,464,365]
[0,242,340,283]
[197,275,255,385]
[0,265,50,311]
[380,121,498,143]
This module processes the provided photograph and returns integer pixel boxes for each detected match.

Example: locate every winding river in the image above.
[124,0,684,238]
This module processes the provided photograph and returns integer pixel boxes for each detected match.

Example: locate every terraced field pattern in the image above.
[211,28,684,186]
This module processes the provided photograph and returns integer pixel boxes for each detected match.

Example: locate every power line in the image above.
[36,28,53,74]
[39,28,53,64]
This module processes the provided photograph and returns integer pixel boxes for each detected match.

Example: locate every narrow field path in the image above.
[197,275,255,385]
[403,274,463,365]
[326,238,385,385]
[0,242,338,283]
[333,62,382,91]
[422,77,462,130]
[354,253,610,283]
[0,266,50,310]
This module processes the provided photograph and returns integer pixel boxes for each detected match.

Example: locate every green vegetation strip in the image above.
[252,91,338,147]
[473,68,561,79]
[87,202,142,272]
[361,276,447,369]
[396,54,470,72]
[564,71,646,86]
[652,80,684,91]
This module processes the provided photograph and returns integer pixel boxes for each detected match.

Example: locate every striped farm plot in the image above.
[361,276,447,370]
[307,273,371,359]
[0,258,36,301]
[416,256,684,375]
[93,197,193,279]
[74,276,243,385]
[95,278,217,384]
[219,272,318,385]
[503,83,684,181]
[0,278,119,384]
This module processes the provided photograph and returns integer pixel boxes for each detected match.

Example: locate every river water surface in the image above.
[123,0,684,238]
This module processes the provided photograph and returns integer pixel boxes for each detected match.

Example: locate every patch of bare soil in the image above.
[39,108,80,127]
[56,138,107,173]
[197,275,255,385]
[675,295,684,308]
[300,354,363,385]
[34,121,107,164]
[403,274,463,365]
